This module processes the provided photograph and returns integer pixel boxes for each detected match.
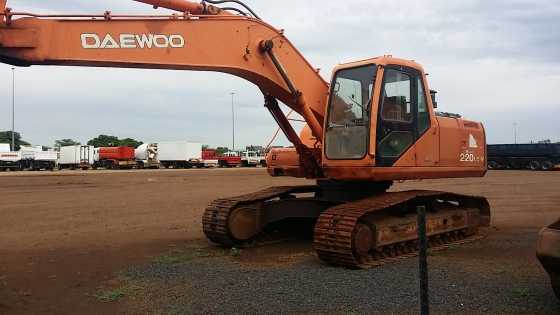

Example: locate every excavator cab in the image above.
[318,56,486,181]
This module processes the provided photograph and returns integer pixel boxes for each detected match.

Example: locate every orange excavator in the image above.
[0,0,492,268]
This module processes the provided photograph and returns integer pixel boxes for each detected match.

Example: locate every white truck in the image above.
[0,144,57,171]
[19,145,57,170]
[135,143,160,169]
[157,141,202,168]
[241,150,266,167]
[0,150,21,171]
[58,145,95,170]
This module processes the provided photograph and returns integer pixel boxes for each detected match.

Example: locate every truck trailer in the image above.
[487,143,560,171]
[58,145,95,170]
[157,141,202,169]
[0,145,57,171]
[19,146,57,170]
[93,146,136,169]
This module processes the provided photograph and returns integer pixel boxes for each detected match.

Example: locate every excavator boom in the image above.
[0,0,326,163]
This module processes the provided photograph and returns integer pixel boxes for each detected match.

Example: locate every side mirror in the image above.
[430,89,438,109]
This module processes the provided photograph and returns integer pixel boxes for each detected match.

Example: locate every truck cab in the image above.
[241,151,266,167]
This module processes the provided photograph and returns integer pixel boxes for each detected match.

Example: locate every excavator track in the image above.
[314,190,490,269]
[202,185,318,246]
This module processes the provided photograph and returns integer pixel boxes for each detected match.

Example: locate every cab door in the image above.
[324,64,377,162]
[375,67,438,167]
[376,67,416,166]
[413,76,439,167]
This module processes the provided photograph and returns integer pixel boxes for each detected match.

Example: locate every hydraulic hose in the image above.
[202,0,261,19]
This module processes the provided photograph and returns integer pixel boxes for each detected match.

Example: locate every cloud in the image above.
[0,0,558,148]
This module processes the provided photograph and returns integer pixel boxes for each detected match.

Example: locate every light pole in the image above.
[11,67,15,151]
[230,91,235,152]
[513,122,518,144]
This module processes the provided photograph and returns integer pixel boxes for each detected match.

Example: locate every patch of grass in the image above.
[230,247,241,257]
[153,254,189,265]
[95,288,125,302]
[94,284,143,303]
[512,287,530,298]
[338,307,359,315]
[152,247,230,265]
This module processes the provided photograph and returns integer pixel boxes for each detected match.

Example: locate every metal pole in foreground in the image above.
[417,205,430,315]
[230,92,235,151]
[11,67,15,151]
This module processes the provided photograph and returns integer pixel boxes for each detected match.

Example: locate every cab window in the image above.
[417,77,430,135]
[377,69,414,162]
[380,71,412,123]
[325,64,376,159]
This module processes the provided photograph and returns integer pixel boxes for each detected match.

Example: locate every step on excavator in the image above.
[0,0,493,268]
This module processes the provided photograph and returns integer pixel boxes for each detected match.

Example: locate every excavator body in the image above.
[0,0,491,268]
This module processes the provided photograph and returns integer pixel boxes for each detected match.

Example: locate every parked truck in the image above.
[202,149,241,168]
[135,143,160,169]
[220,151,242,168]
[158,141,202,169]
[0,145,57,171]
[201,149,219,168]
[487,143,560,171]
[0,150,21,171]
[93,146,136,169]
[241,150,266,167]
[58,145,95,170]
[19,146,57,170]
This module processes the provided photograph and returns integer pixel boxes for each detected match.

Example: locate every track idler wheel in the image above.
[227,206,261,241]
[352,223,373,261]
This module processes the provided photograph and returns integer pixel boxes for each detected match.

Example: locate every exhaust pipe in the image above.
[133,0,224,15]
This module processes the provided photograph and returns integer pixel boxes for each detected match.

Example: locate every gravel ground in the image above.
[2,169,557,314]
[123,227,559,315]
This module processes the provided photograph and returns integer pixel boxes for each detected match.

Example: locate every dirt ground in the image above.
[0,169,558,314]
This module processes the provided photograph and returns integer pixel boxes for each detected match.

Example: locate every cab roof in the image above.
[333,55,426,74]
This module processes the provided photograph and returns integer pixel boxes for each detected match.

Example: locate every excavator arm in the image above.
[0,0,327,175]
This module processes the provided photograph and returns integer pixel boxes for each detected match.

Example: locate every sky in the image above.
[1,0,559,148]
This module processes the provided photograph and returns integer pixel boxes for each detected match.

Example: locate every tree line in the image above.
[55,135,143,149]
